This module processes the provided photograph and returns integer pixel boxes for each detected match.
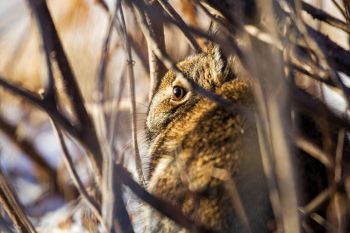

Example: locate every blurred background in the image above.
[0,0,349,232]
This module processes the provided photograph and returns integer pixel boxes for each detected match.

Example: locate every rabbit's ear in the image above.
[206,43,227,72]
[205,43,230,85]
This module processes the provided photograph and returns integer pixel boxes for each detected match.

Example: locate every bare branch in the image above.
[0,168,37,233]
[51,122,104,228]
[109,65,127,146]
[300,186,336,217]
[211,168,252,233]
[0,76,102,176]
[331,0,348,19]
[27,0,104,176]
[144,1,167,99]
[95,0,109,12]
[157,0,201,52]
[118,2,145,185]
[98,11,117,103]
[0,77,43,106]
[131,0,242,112]
[128,35,149,71]
[302,1,350,34]
[0,115,59,192]
[306,25,350,78]
[113,168,135,233]
[295,134,334,169]
[279,0,350,106]
[335,129,345,183]
[27,0,89,124]
[115,164,214,233]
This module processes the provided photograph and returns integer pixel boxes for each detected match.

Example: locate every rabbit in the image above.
[143,44,272,233]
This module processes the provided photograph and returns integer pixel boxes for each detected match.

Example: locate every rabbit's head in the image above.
[145,45,232,141]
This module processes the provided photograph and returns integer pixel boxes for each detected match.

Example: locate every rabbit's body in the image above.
[144,46,272,233]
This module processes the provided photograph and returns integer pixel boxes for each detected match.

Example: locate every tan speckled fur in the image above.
[144,45,272,233]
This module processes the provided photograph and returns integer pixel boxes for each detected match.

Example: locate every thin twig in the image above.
[0,115,59,192]
[0,168,37,233]
[244,24,283,49]
[300,186,336,217]
[256,115,283,230]
[291,83,350,130]
[279,0,350,107]
[27,0,104,176]
[335,129,345,183]
[27,0,91,125]
[98,10,117,103]
[302,1,350,34]
[0,77,43,105]
[310,213,332,230]
[109,64,127,147]
[157,0,201,51]
[95,3,135,232]
[0,76,102,176]
[113,167,134,233]
[211,168,252,233]
[115,164,214,233]
[294,133,334,169]
[131,0,242,112]
[306,25,350,77]
[143,1,167,99]
[118,2,145,185]
[289,63,335,87]
[51,122,105,230]
[254,2,301,232]
[95,0,109,12]
[128,34,149,71]
[331,0,348,19]
[342,0,350,24]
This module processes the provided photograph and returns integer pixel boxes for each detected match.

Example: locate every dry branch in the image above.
[0,115,59,192]
[118,2,145,186]
[27,0,103,176]
[143,1,167,98]
[157,0,201,52]
[52,122,103,226]
[302,1,350,33]
[295,134,334,169]
[131,0,244,112]
[115,164,214,233]
[27,0,90,125]
[1,0,350,232]
[0,169,37,233]
[98,10,117,104]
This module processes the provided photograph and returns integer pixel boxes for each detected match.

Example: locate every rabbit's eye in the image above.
[172,86,186,100]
